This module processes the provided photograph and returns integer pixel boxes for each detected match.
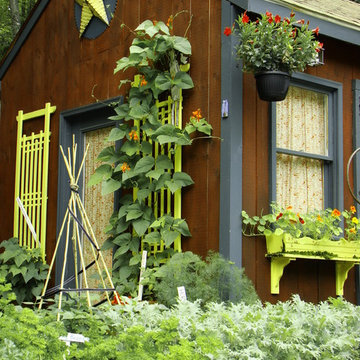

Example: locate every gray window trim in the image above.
[270,72,343,211]
[352,79,360,304]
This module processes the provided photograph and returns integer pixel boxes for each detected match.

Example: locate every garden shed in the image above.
[0,0,360,304]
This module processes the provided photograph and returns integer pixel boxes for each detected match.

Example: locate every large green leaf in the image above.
[133,218,151,237]
[121,140,140,156]
[173,36,192,54]
[107,127,126,141]
[172,71,194,89]
[156,155,173,170]
[165,172,194,193]
[102,178,121,195]
[88,164,113,187]
[143,231,161,244]
[134,156,155,173]
[161,229,179,247]
[126,208,144,221]
[146,169,164,180]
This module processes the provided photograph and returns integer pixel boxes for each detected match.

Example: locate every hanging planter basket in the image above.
[254,71,291,102]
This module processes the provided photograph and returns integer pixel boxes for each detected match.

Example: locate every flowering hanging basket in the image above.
[254,71,291,102]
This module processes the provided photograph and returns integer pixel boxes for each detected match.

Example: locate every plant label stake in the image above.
[138,250,147,301]
[177,286,187,301]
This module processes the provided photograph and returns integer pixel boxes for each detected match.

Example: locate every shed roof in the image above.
[267,0,360,31]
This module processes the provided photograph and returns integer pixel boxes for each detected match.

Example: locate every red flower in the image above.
[223,27,232,36]
[290,11,295,18]
[266,11,273,23]
[242,11,249,24]
[284,17,290,24]
[276,212,283,220]
[312,26,319,35]
[297,19,305,25]
[315,42,323,52]
[274,15,281,24]
[297,214,305,224]
[331,209,341,217]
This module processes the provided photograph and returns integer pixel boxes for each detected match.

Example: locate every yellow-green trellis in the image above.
[13,103,56,261]
[133,77,183,254]
[38,138,120,320]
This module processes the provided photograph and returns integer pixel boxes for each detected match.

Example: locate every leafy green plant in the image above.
[90,14,214,295]
[142,251,259,307]
[224,11,323,74]
[0,238,49,304]
[242,203,360,241]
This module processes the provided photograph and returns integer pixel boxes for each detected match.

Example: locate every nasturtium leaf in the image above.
[102,178,121,195]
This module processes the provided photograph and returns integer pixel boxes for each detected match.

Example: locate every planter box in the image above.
[264,232,360,295]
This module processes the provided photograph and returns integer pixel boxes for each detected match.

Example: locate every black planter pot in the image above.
[254,71,291,102]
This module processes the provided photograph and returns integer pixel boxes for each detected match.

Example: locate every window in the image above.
[56,98,121,287]
[270,74,343,213]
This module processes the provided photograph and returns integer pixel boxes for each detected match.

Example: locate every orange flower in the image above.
[317,215,323,222]
[331,209,341,217]
[191,108,202,121]
[121,162,130,173]
[276,212,283,220]
[297,213,305,224]
[274,15,281,23]
[286,206,293,210]
[112,292,131,305]
[140,76,147,86]
[166,15,173,27]
[312,26,319,36]
[351,206,356,214]
[350,228,356,234]
[242,11,249,24]
[129,130,139,141]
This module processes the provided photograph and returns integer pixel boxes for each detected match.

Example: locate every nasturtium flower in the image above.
[350,228,356,234]
[331,209,341,217]
[286,206,293,210]
[297,214,305,224]
[351,205,356,214]
[276,212,283,220]
[140,76,147,86]
[317,215,323,222]
[274,15,281,23]
[121,162,130,173]
[352,217,359,224]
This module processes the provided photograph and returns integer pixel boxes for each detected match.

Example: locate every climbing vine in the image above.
[90,14,213,295]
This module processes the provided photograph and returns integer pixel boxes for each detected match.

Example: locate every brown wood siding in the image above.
[0,1,221,265]
[242,35,360,304]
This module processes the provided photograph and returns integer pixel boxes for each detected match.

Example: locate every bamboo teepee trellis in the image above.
[39,137,120,319]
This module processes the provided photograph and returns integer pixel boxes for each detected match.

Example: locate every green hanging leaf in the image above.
[134,156,155,173]
[88,164,113,187]
[129,253,142,266]
[172,71,194,89]
[143,231,161,244]
[156,155,174,170]
[141,141,153,155]
[107,127,127,141]
[173,36,192,54]
[155,73,171,91]
[137,188,152,202]
[165,172,194,193]
[155,172,171,191]
[133,218,151,237]
[126,208,144,221]
[146,169,164,180]
[121,140,140,156]
[173,219,192,237]
[102,178,121,195]
[161,229,179,247]
[113,233,132,246]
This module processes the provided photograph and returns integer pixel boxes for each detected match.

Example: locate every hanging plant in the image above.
[89,13,213,295]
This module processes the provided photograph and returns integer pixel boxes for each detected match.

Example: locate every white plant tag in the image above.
[137,250,148,301]
[59,332,89,346]
[16,197,39,246]
[177,286,187,301]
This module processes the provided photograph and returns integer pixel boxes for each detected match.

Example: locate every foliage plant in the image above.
[224,11,323,74]
[242,203,360,241]
[90,14,213,295]
[142,251,259,307]
[0,238,49,304]
[1,294,360,358]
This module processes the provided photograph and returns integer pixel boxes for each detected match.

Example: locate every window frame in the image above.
[269,72,343,211]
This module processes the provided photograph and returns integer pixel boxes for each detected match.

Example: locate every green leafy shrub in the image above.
[0,238,49,304]
[143,251,259,307]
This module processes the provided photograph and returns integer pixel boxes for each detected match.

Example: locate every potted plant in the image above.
[224,11,323,101]
[242,204,360,259]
